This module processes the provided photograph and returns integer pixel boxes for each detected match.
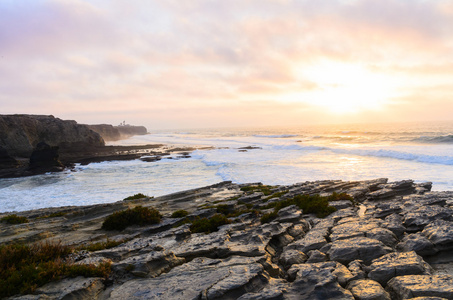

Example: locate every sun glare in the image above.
[296,61,396,114]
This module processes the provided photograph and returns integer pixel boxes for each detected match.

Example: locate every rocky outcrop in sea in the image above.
[87,124,147,141]
[1,178,453,299]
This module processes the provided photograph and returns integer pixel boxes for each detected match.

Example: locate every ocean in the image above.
[1,121,453,213]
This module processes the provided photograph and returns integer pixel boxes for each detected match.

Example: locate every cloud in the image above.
[0,0,452,128]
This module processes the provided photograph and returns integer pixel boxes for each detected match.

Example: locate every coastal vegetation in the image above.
[240,184,276,196]
[1,214,29,224]
[189,214,231,234]
[123,193,149,200]
[0,241,111,298]
[170,209,189,218]
[102,206,162,231]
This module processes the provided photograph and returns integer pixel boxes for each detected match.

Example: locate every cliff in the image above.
[0,114,105,157]
[88,124,148,141]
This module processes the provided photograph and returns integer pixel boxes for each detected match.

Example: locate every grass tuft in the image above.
[0,241,111,298]
[1,214,29,224]
[260,211,278,223]
[171,210,189,218]
[123,193,148,200]
[101,206,162,231]
[264,193,338,219]
[190,214,231,234]
[240,185,275,196]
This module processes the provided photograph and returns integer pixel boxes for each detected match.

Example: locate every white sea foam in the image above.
[2,122,453,212]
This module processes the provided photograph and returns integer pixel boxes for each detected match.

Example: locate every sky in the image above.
[1,0,453,130]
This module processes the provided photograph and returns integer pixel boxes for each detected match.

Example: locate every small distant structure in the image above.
[118,120,130,127]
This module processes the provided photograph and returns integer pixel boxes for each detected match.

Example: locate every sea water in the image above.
[2,121,453,212]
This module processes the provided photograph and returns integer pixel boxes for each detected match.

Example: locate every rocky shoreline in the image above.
[1,178,453,299]
[0,114,202,178]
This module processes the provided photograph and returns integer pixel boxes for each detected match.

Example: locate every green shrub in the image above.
[171,210,189,218]
[216,204,230,215]
[101,206,162,231]
[260,211,278,223]
[0,241,111,298]
[240,185,274,196]
[190,214,231,234]
[266,193,337,218]
[123,193,148,200]
[326,192,354,201]
[1,214,29,224]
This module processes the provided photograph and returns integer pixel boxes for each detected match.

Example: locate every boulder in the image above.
[422,220,453,252]
[403,206,453,232]
[109,256,268,300]
[386,275,453,300]
[286,263,354,299]
[328,237,391,265]
[368,251,432,285]
[396,233,437,256]
[347,279,391,300]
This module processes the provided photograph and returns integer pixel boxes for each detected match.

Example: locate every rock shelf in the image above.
[2,178,453,299]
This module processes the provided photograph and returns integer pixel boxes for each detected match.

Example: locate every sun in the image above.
[297,61,395,114]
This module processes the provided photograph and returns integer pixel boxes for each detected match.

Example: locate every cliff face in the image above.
[0,115,105,157]
[88,124,147,141]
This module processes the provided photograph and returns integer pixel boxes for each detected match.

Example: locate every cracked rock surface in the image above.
[2,179,453,299]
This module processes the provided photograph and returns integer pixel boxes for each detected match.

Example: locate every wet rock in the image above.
[386,275,453,300]
[109,256,268,300]
[347,279,391,300]
[368,251,432,285]
[422,220,453,252]
[328,237,391,265]
[396,233,437,256]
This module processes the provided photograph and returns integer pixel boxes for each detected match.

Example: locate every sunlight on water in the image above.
[2,121,453,212]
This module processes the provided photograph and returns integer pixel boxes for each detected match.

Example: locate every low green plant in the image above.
[1,214,29,224]
[0,241,111,298]
[78,238,126,252]
[215,204,230,215]
[260,211,278,223]
[240,185,275,196]
[101,206,162,231]
[265,193,337,218]
[264,191,288,201]
[326,192,354,201]
[123,193,148,200]
[190,214,231,234]
[171,210,189,218]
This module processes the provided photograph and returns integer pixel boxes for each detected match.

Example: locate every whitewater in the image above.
[2,121,453,212]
